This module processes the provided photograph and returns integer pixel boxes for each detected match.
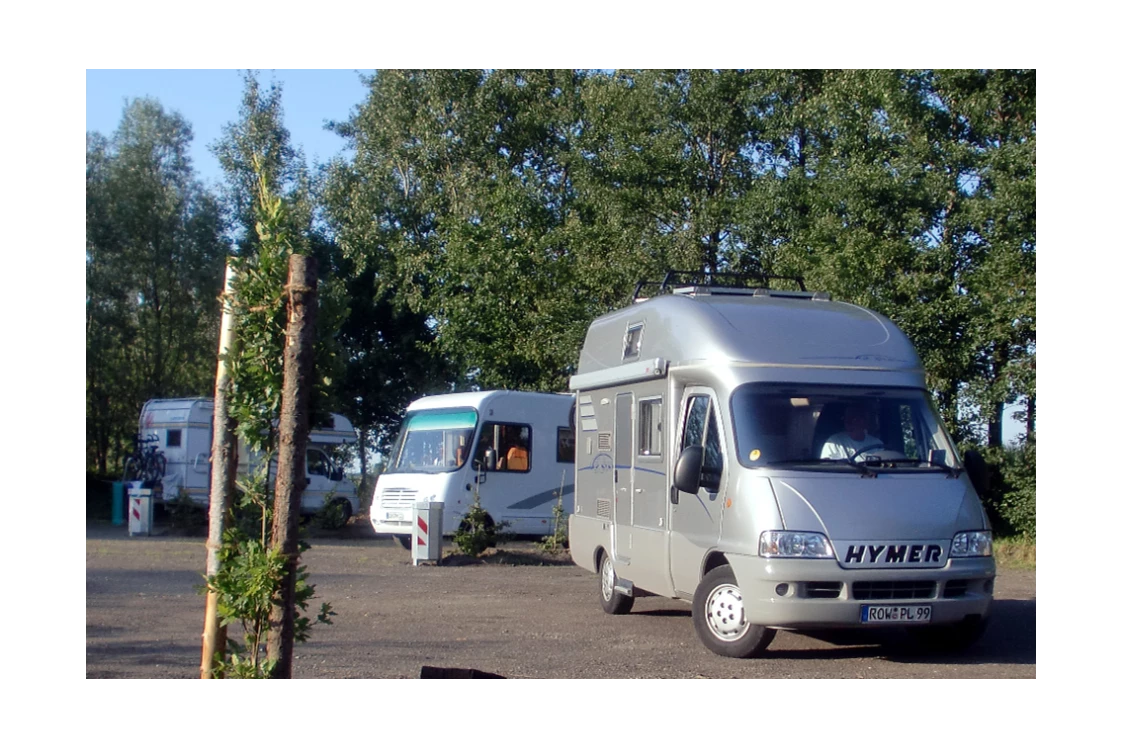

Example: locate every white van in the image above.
[568,279,996,658]
[369,391,575,546]
[136,398,360,520]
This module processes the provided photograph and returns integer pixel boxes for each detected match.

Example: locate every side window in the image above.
[622,323,644,360]
[681,395,723,491]
[166,429,181,448]
[557,427,575,463]
[682,395,709,450]
[701,408,724,490]
[638,398,663,456]
[307,449,328,477]
[476,422,532,473]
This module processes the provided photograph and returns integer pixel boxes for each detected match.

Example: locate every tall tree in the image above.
[86,100,229,474]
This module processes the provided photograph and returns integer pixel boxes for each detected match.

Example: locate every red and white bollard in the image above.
[411,498,444,566]
[127,482,153,536]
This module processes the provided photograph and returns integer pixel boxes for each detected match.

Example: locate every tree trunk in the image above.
[988,344,1009,448]
[266,254,319,678]
[1025,396,1035,437]
[358,428,369,497]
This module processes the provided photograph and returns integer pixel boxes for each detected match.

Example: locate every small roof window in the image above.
[622,322,644,360]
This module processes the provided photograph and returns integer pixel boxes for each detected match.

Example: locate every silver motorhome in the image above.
[568,279,995,658]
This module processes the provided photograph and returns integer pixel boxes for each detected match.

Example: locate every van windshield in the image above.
[729,384,960,471]
[386,409,479,474]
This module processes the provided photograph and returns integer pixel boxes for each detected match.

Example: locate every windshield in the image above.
[729,384,960,470]
[386,409,479,474]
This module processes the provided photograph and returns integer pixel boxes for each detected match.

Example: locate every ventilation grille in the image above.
[598,433,612,451]
[596,499,611,519]
[943,580,969,598]
[852,581,937,601]
[802,582,842,599]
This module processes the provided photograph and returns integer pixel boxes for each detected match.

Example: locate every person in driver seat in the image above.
[820,404,883,462]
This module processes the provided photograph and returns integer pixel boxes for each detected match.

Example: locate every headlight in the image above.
[759,531,835,559]
[950,530,993,557]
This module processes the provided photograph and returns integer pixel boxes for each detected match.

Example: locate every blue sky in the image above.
[86,69,373,188]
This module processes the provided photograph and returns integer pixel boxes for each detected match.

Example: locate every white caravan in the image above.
[370,391,575,546]
[136,398,360,519]
[568,276,996,658]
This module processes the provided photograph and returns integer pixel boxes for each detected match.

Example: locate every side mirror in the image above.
[673,446,704,495]
[485,447,497,472]
[963,450,990,495]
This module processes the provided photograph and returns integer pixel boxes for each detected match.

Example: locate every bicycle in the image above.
[123,433,167,483]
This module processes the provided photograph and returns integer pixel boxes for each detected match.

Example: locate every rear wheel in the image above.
[333,499,353,524]
[396,535,412,551]
[149,453,167,482]
[692,565,775,658]
[598,553,634,615]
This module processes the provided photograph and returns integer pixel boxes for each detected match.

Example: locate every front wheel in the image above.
[692,565,775,658]
[598,553,634,615]
[333,499,353,524]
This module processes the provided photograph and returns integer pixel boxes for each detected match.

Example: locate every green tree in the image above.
[86,100,229,474]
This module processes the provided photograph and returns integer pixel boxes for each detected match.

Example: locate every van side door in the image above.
[612,393,634,560]
[670,388,725,596]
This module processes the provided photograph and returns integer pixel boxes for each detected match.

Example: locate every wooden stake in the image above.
[201,262,240,678]
[266,254,318,678]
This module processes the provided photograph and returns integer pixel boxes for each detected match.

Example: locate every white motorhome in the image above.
[568,277,996,658]
[370,391,575,546]
[136,398,360,519]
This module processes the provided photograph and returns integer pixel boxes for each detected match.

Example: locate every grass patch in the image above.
[994,538,1035,570]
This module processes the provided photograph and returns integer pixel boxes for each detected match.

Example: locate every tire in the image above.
[906,616,989,653]
[334,499,353,524]
[692,565,775,658]
[598,552,634,615]
[396,535,413,551]
[151,453,167,481]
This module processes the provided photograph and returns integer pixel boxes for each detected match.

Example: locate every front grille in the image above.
[943,580,969,598]
[852,581,937,601]
[379,487,420,498]
[803,582,842,599]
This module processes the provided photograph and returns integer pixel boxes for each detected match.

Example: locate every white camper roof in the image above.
[310,413,358,445]
[406,390,571,412]
[139,398,356,444]
[140,398,214,429]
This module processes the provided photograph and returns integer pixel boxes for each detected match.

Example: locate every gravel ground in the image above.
[85,518,1036,679]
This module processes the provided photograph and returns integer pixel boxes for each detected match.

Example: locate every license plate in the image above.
[861,605,932,624]
[386,512,403,521]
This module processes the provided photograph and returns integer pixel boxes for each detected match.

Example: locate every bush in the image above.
[312,499,348,531]
[969,438,1036,540]
[536,495,569,553]
[453,500,511,556]
[167,489,207,531]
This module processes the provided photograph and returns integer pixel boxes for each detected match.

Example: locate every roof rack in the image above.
[632,270,822,303]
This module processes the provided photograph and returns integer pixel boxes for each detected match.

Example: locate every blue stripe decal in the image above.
[577,465,666,477]
[506,484,575,511]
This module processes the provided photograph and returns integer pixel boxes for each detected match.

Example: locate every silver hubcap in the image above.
[601,557,615,601]
[705,583,747,641]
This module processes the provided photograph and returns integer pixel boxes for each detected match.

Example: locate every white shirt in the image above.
[819,432,884,462]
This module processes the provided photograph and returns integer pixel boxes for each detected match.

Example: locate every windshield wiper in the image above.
[862,457,962,477]
[765,458,875,476]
